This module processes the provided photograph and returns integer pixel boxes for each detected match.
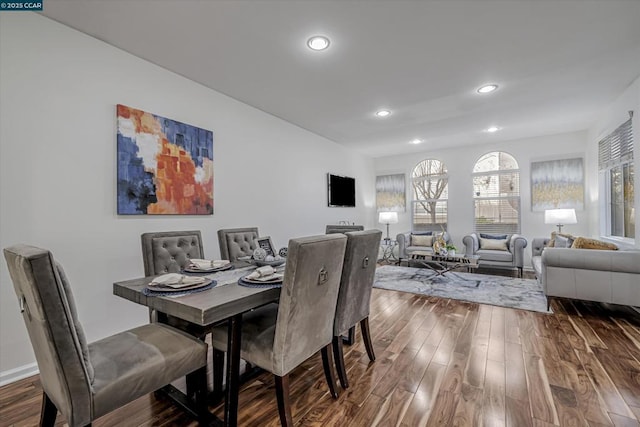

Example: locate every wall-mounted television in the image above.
[327,173,356,207]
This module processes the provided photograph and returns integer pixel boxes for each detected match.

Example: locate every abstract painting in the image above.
[376,173,406,211]
[531,158,584,211]
[117,104,213,215]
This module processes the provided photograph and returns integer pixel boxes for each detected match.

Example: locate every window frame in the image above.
[598,117,635,244]
[472,152,521,235]
[411,159,449,232]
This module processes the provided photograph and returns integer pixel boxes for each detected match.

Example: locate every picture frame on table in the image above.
[257,236,275,257]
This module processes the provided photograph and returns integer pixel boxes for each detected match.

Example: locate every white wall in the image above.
[586,76,640,249]
[0,14,374,381]
[374,131,590,266]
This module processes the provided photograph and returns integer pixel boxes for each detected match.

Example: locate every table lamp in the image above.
[544,208,577,233]
[378,211,398,242]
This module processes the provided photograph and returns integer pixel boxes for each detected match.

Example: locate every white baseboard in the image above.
[0,363,39,387]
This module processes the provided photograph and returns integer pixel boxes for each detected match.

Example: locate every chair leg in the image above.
[518,267,523,278]
[189,366,210,425]
[342,325,356,345]
[360,317,376,362]
[40,392,57,427]
[332,335,349,389]
[212,348,225,403]
[275,374,293,427]
[321,344,339,399]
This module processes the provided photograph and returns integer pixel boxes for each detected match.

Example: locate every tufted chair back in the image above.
[217,227,259,261]
[141,230,204,276]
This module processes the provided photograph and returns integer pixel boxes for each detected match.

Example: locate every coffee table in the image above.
[409,251,480,276]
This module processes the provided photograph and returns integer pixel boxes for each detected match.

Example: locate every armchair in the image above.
[462,232,527,277]
[396,231,451,265]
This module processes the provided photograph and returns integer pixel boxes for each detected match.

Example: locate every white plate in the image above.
[241,274,283,284]
[183,263,232,273]
[147,280,212,292]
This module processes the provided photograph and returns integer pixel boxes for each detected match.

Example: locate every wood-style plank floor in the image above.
[1,288,639,426]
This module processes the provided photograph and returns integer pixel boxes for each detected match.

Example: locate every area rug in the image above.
[374,265,550,313]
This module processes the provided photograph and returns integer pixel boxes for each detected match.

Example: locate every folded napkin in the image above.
[245,266,283,282]
[149,273,207,288]
[189,259,230,270]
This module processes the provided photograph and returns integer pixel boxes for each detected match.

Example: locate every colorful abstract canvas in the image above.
[531,158,584,212]
[117,104,213,215]
[376,173,406,211]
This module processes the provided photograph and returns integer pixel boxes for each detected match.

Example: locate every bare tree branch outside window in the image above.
[412,159,448,230]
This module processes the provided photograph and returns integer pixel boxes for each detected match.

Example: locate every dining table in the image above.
[113,262,282,427]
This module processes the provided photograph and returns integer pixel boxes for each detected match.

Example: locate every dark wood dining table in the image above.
[113,264,281,427]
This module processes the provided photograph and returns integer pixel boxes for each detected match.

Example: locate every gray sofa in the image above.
[531,237,640,307]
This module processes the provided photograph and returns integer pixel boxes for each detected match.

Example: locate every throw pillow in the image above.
[554,234,575,248]
[479,233,508,240]
[411,234,433,247]
[571,237,618,250]
[548,232,574,248]
[479,237,508,251]
[412,231,433,236]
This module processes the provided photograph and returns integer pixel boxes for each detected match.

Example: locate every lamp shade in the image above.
[544,209,577,225]
[378,211,398,224]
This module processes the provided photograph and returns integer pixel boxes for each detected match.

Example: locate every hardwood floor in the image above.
[1,289,639,426]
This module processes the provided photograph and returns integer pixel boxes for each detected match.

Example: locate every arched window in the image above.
[412,159,448,231]
[472,152,521,234]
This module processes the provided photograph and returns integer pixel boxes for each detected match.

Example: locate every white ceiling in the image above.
[41,1,640,158]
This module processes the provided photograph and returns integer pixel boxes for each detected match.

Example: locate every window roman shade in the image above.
[599,117,634,170]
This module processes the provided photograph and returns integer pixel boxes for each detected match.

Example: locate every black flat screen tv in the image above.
[327,173,356,207]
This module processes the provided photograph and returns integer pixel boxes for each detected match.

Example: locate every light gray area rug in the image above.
[374,265,550,313]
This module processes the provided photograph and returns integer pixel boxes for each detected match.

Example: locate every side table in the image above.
[379,239,397,264]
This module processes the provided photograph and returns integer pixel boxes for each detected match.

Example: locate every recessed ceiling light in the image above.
[411,139,423,144]
[477,84,499,94]
[307,35,330,51]
[375,110,391,118]
[486,126,501,133]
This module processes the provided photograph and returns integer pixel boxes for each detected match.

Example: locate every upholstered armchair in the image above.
[462,232,528,277]
[4,245,209,427]
[217,227,259,261]
[210,234,348,427]
[325,224,364,234]
[332,229,381,389]
[396,231,451,265]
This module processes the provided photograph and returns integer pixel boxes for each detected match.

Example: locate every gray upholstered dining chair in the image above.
[3,244,209,427]
[210,234,348,427]
[332,229,382,389]
[140,230,206,330]
[325,224,364,234]
[217,227,259,261]
[141,230,205,276]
